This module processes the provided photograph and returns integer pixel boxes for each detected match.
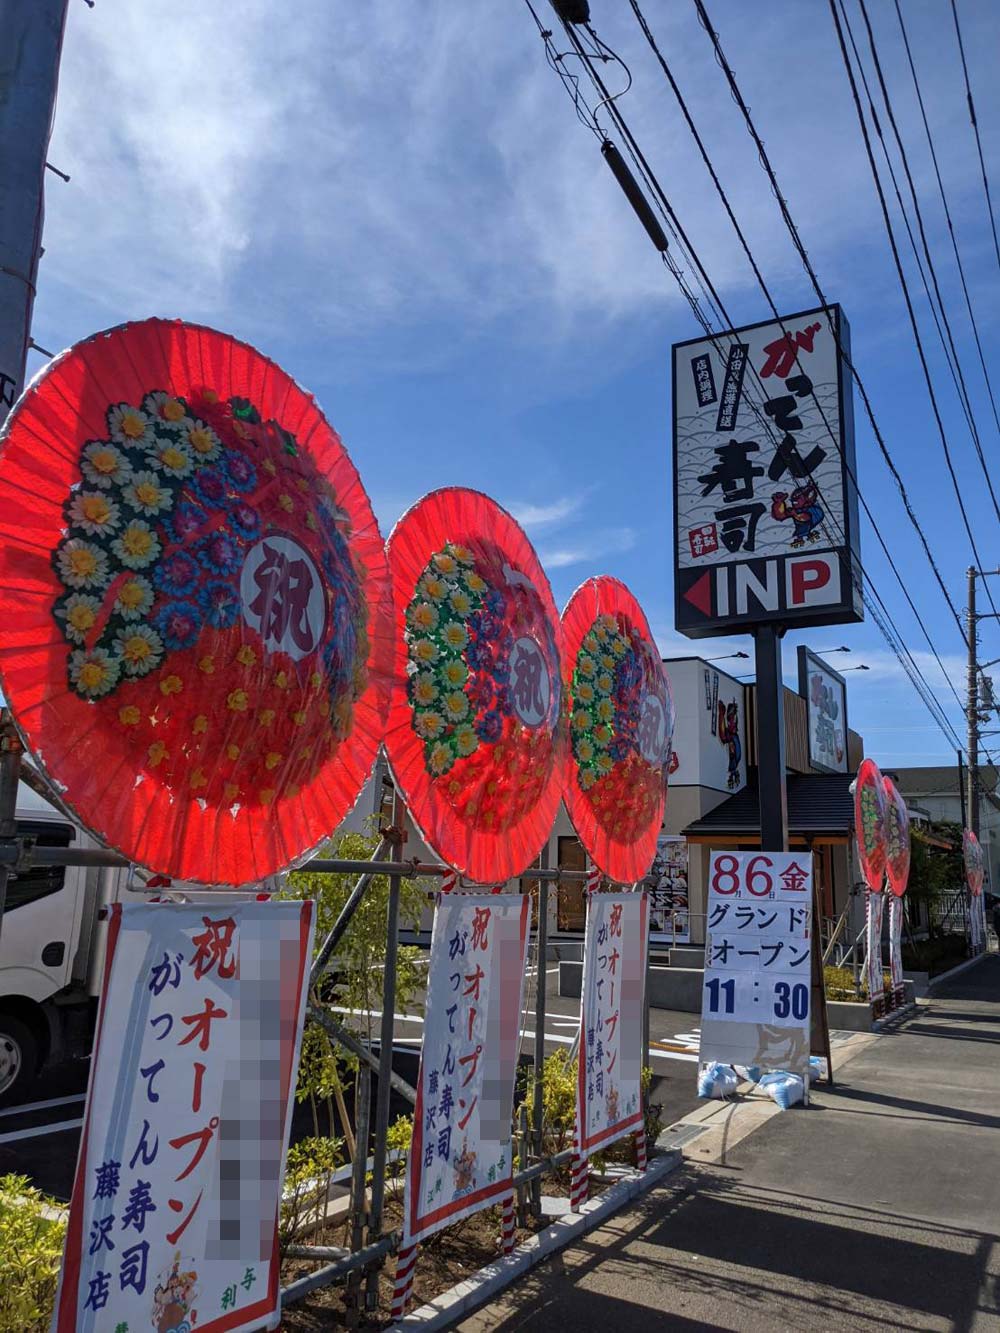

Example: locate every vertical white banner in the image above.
[402,894,530,1247]
[866,890,886,1014]
[52,900,314,1333]
[576,894,648,1156]
[888,894,905,999]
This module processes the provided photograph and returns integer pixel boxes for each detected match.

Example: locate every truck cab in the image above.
[0,783,142,1104]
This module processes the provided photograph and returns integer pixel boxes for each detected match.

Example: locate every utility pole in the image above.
[0,0,69,430]
[967,566,980,838]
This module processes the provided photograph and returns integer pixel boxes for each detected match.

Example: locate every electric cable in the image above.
[950,0,1000,277]
[526,2,974,758]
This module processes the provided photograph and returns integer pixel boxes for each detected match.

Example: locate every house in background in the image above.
[890,765,998,896]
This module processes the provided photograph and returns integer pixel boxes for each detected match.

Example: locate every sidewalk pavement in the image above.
[456,954,1000,1332]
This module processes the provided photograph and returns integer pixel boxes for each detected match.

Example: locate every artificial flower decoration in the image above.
[0,319,391,884]
[882,775,911,897]
[385,488,566,882]
[561,577,673,883]
[854,757,887,891]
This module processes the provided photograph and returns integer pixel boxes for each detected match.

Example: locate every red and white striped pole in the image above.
[634,1128,647,1173]
[569,1149,589,1211]
[501,1191,517,1255]
[440,867,459,895]
[586,863,602,895]
[391,1243,418,1321]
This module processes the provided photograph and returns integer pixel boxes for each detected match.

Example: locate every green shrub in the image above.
[280,1136,344,1251]
[0,1174,66,1333]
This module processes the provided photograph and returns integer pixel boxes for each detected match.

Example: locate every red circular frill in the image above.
[561,577,672,884]
[0,319,391,885]
[881,775,910,897]
[854,757,887,892]
[384,488,567,883]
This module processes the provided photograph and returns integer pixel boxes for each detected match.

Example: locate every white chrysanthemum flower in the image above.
[67,491,121,536]
[143,391,191,429]
[412,672,439,706]
[419,574,449,603]
[115,624,164,677]
[69,646,121,698]
[408,601,439,633]
[186,421,222,462]
[115,575,154,620]
[596,672,614,695]
[596,697,614,723]
[454,724,478,757]
[446,543,475,567]
[596,752,614,775]
[448,588,473,618]
[579,767,598,791]
[415,710,445,740]
[464,570,487,595]
[429,742,454,775]
[123,470,173,517]
[81,441,132,490]
[112,520,161,570]
[433,551,458,575]
[146,436,194,479]
[441,621,468,652]
[56,539,110,590]
[443,690,469,721]
[108,403,155,450]
[442,659,469,688]
[577,653,596,679]
[409,637,439,666]
[54,593,102,645]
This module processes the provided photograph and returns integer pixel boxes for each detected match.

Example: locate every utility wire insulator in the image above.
[600,139,669,253]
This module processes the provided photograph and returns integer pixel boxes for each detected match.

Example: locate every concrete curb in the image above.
[926,952,988,991]
[390,1150,681,1331]
[872,1001,916,1032]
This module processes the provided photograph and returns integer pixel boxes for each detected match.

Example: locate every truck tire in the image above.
[0,1015,39,1106]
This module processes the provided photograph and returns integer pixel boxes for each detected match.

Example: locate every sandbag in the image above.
[698,1061,739,1099]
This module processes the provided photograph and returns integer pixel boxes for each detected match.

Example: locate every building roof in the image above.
[889,765,999,797]
[683,771,855,839]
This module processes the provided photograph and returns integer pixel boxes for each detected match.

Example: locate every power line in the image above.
[829,0,1000,628]
[622,0,971,750]
[854,0,1000,525]
[526,3,972,759]
[950,0,1000,277]
[690,0,964,640]
[894,0,1000,458]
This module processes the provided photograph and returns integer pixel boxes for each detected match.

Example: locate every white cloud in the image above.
[508,493,587,530]
[539,526,636,569]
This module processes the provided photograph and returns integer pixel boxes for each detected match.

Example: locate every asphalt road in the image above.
[459,955,1000,1332]
[0,966,705,1203]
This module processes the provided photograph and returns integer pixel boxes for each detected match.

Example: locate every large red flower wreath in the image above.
[0,319,391,884]
[384,488,567,882]
[561,577,672,883]
[854,758,887,892]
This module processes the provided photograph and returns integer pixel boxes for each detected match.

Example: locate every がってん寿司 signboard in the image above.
[672,305,862,637]
[797,646,848,774]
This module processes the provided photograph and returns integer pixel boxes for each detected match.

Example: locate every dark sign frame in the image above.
[797,645,849,775]
[672,304,863,639]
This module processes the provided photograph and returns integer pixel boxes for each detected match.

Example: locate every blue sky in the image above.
[29,0,1000,766]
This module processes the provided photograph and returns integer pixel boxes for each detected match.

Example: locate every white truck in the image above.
[0,781,148,1104]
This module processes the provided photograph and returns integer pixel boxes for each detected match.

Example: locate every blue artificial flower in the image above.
[153,549,201,598]
[608,737,632,763]
[222,449,258,494]
[191,465,228,509]
[476,709,503,743]
[152,598,203,650]
[196,529,242,575]
[484,589,505,616]
[226,498,261,540]
[166,499,209,545]
[199,579,241,629]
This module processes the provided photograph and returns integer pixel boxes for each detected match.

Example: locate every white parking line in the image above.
[0,1118,84,1145]
[0,1092,86,1119]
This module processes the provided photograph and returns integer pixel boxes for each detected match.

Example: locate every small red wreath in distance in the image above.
[882,775,910,897]
[561,576,672,884]
[0,319,391,885]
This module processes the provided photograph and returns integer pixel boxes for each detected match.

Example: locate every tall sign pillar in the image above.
[755,625,787,850]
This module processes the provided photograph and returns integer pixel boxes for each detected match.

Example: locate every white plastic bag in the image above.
[698,1061,739,1099]
[758,1071,804,1110]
